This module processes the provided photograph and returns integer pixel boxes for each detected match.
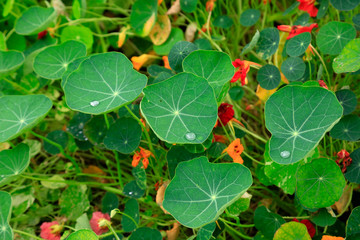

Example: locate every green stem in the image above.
[98,230,124,239]
[233,123,267,143]
[111,209,139,228]
[223,222,252,240]
[104,114,110,129]
[105,222,121,240]
[282,216,310,219]
[94,22,108,53]
[113,151,124,189]
[13,229,43,240]
[3,77,32,94]
[242,151,264,165]
[219,218,255,228]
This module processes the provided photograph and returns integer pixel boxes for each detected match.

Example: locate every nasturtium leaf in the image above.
[311,208,336,227]
[281,57,306,81]
[2,0,14,17]
[149,15,171,46]
[140,73,218,144]
[274,222,311,240]
[104,118,141,154]
[286,32,311,57]
[296,158,346,209]
[184,134,212,154]
[60,26,94,50]
[240,9,260,27]
[67,112,92,141]
[194,39,212,50]
[346,206,360,238]
[330,115,360,141]
[254,206,285,239]
[84,116,108,145]
[61,56,89,87]
[333,39,360,73]
[64,52,147,115]
[0,95,53,142]
[213,16,233,29]
[130,0,157,37]
[168,41,198,72]
[15,6,57,35]
[283,1,300,15]
[154,28,184,55]
[196,222,216,240]
[34,40,87,80]
[226,196,250,216]
[335,89,357,115]
[147,65,173,77]
[294,13,310,26]
[60,185,90,220]
[118,104,141,119]
[265,85,343,164]
[256,27,280,59]
[123,180,145,199]
[75,213,91,230]
[0,144,29,183]
[129,227,162,240]
[207,142,226,159]
[0,50,25,78]
[317,22,356,55]
[241,30,260,55]
[345,148,360,184]
[43,130,68,154]
[122,198,140,232]
[229,86,244,101]
[180,0,197,13]
[353,14,360,30]
[163,156,252,228]
[183,50,235,100]
[0,191,13,240]
[257,64,281,90]
[102,192,119,214]
[330,0,360,11]
[41,175,67,189]
[317,0,329,19]
[132,165,147,190]
[152,72,173,85]
[67,229,98,240]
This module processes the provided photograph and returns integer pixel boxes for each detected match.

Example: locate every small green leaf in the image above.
[229,86,244,101]
[61,26,94,50]
[0,191,13,240]
[241,30,260,55]
[84,115,109,145]
[154,28,184,55]
[122,198,140,232]
[256,27,280,60]
[330,115,360,141]
[43,130,68,155]
[67,229,98,240]
[281,57,306,81]
[257,64,281,90]
[102,192,119,214]
[254,206,285,239]
[40,175,67,189]
[0,95,53,142]
[345,148,360,184]
[132,165,147,190]
[163,156,252,228]
[123,180,145,199]
[330,0,360,11]
[168,41,198,72]
[3,0,14,17]
[226,196,250,216]
[64,52,147,115]
[333,39,360,73]
[75,213,92,230]
[130,0,157,37]
[317,0,329,19]
[15,6,57,35]
[273,222,311,240]
[0,144,29,184]
[129,227,162,240]
[294,13,310,26]
[311,208,336,227]
[194,39,212,50]
[240,9,260,27]
[61,56,89,86]
[196,222,216,240]
[317,21,356,55]
[335,89,357,115]
[180,0,198,13]
[67,112,92,141]
[213,16,233,29]
[0,50,25,78]
[283,2,300,15]
[296,158,346,209]
[59,185,90,220]
[346,206,360,238]
[140,73,218,144]
[286,32,311,57]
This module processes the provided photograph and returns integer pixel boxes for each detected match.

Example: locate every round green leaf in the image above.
[346,206,360,238]
[163,156,252,228]
[15,6,57,35]
[213,15,233,29]
[103,118,142,154]
[129,227,162,240]
[0,143,29,183]
[353,14,360,30]
[130,0,157,37]
[254,206,285,239]
[132,165,147,190]
[256,27,280,60]
[229,86,244,100]
[241,30,260,55]
[296,158,346,209]
[84,115,109,145]
[67,112,92,141]
[311,208,336,227]
[64,52,147,115]
[274,222,311,240]
[183,50,235,100]
[330,0,360,11]
[194,38,212,50]
[265,85,343,164]
[180,0,197,13]
[240,9,260,27]
[67,229,98,240]
[59,185,90,220]
[281,57,306,81]
[43,130,68,155]
[335,89,357,115]
[294,13,310,26]
[0,50,25,78]
[283,2,300,15]
[102,192,119,214]
[197,222,216,240]
[61,56,89,87]
[257,64,281,90]
[330,114,360,141]
[345,148,360,184]
[226,197,250,216]
[317,0,329,19]
[333,38,360,74]
[61,26,94,50]
[286,32,311,57]
[0,95,53,142]
[140,72,218,144]
[123,180,145,199]
[122,198,139,232]
[168,41,198,72]
[154,28,184,55]
[34,40,87,80]
[0,191,13,240]
[317,21,356,55]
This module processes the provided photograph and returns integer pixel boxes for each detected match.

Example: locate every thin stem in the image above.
[13,229,43,240]
[105,222,121,240]
[113,151,124,189]
[242,151,264,165]
[233,123,267,143]
[310,44,331,86]
[282,216,310,219]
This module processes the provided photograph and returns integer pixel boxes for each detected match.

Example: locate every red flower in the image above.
[277,23,318,39]
[206,0,216,11]
[335,149,352,173]
[297,0,318,17]
[292,218,316,238]
[90,212,111,235]
[218,103,234,126]
[231,59,261,85]
[40,221,62,240]
[37,30,48,39]
[318,80,328,89]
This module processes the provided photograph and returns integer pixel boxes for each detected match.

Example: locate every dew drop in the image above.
[185,132,196,141]
[280,151,290,158]
[90,101,99,107]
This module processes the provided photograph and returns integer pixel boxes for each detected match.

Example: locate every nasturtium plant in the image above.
[281,57,306,81]
[60,26,94,50]
[0,191,13,240]
[240,9,261,27]
[67,229,99,240]
[154,28,184,55]
[121,198,139,232]
[168,41,198,72]
[330,115,360,141]
[256,27,280,59]
[333,38,360,73]
[345,148,360,184]
[330,0,360,11]
[335,89,357,115]
[274,222,311,240]
[256,64,281,90]
[213,16,233,29]
[254,206,285,239]
[0,143,30,182]
[130,0,157,37]
[346,206,360,238]
[180,0,198,13]
[15,6,56,35]
[0,50,25,78]
[286,32,311,57]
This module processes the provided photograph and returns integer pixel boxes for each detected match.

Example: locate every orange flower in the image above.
[206,0,216,11]
[231,59,261,85]
[132,147,154,169]
[117,26,130,48]
[321,236,344,240]
[158,0,163,5]
[162,56,171,69]
[222,138,244,164]
[131,52,157,70]
[277,23,318,40]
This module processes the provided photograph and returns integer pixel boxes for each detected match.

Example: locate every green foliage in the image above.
[333,38,360,73]
[273,222,311,240]
[0,191,13,240]
[15,6,56,35]
[254,206,285,239]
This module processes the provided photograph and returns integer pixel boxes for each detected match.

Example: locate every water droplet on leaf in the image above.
[185,132,196,141]
[90,101,99,107]
[280,150,290,158]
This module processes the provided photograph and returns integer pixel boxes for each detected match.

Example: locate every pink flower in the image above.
[90,212,111,235]
[40,221,62,240]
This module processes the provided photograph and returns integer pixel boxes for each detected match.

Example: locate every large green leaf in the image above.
[63,52,147,115]
[130,0,157,37]
[333,38,360,74]
[163,156,252,228]
[265,85,342,164]
[274,222,311,240]
[67,229,98,240]
[254,206,285,239]
[256,64,281,90]
[140,73,218,144]
[0,191,13,240]
[330,115,360,141]
[34,40,87,80]
[296,158,346,209]
[15,6,57,35]
[311,208,336,227]
[169,41,198,72]
[0,50,25,78]
[346,206,360,238]
[330,0,360,11]
[345,148,360,184]
[0,144,30,183]
[316,21,356,55]
[59,185,90,220]
[121,198,139,232]
[256,27,280,60]
[183,50,235,100]
[286,32,311,57]
[0,95,53,142]
[196,222,216,240]
[60,26,94,50]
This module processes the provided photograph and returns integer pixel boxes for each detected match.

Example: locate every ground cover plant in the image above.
[0,0,360,239]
